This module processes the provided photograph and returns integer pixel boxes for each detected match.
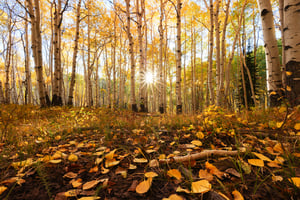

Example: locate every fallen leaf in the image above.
[272,175,283,182]
[149,159,159,168]
[196,132,204,139]
[145,172,158,178]
[205,162,224,178]
[294,123,300,130]
[115,167,127,178]
[191,140,202,146]
[167,169,182,180]
[198,169,214,181]
[273,143,284,153]
[248,159,264,167]
[176,186,190,193]
[129,164,137,170]
[191,180,211,194]
[252,152,272,162]
[163,194,184,200]
[136,179,151,194]
[267,161,281,168]
[63,172,78,179]
[95,158,103,165]
[68,154,78,162]
[89,166,99,173]
[64,189,80,197]
[232,190,244,200]
[225,168,241,178]
[82,180,100,190]
[105,149,117,160]
[49,159,62,164]
[286,71,293,76]
[77,197,100,200]
[289,177,300,188]
[0,186,7,195]
[127,180,138,192]
[105,159,120,168]
[133,158,148,163]
[71,179,83,188]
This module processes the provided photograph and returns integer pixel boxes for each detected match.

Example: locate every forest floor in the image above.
[0,105,300,200]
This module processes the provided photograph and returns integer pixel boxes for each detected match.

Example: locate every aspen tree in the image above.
[283,0,300,106]
[257,0,283,106]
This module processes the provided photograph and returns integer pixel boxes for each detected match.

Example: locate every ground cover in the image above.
[0,105,300,200]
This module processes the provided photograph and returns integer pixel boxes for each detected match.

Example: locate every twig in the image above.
[159,149,245,164]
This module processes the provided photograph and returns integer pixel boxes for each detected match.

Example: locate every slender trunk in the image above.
[52,0,63,106]
[215,0,221,106]
[175,0,182,114]
[5,16,12,104]
[24,12,32,104]
[68,0,81,106]
[208,0,214,105]
[0,81,4,104]
[125,0,137,112]
[159,0,164,113]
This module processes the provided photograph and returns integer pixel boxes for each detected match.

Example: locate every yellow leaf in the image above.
[205,162,224,178]
[164,194,184,200]
[49,159,62,164]
[78,197,100,200]
[289,177,300,188]
[0,186,7,195]
[276,122,283,128]
[68,154,78,162]
[273,143,284,153]
[167,169,182,180]
[191,140,202,146]
[196,132,204,139]
[101,166,110,174]
[136,179,151,194]
[95,158,103,165]
[82,180,101,190]
[232,190,244,200]
[64,189,80,197]
[267,161,281,168]
[105,159,120,168]
[176,186,190,193]
[133,158,148,163]
[145,172,158,178]
[248,159,264,167]
[129,164,137,170]
[55,135,61,140]
[286,86,292,91]
[191,180,211,193]
[252,152,272,162]
[294,123,300,130]
[279,107,286,113]
[286,71,293,76]
[105,149,117,160]
[270,91,277,96]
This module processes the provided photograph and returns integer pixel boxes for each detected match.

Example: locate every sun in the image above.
[144,71,156,84]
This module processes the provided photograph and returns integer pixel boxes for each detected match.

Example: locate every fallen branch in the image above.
[159,149,245,164]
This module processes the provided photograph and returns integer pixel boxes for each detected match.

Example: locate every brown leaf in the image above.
[82,180,101,190]
[205,162,224,178]
[127,180,138,192]
[198,169,214,181]
[63,172,78,179]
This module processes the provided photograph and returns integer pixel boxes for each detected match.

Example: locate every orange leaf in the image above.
[232,190,244,200]
[167,169,182,180]
[136,179,151,194]
[205,162,224,178]
[289,177,300,188]
[198,169,214,181]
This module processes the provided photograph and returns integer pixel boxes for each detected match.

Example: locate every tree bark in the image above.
[257,0,283,106]
[26,0,50,107]
[125,0,137,112]
[284,0,300,106]
[68,0,81,106]
[208,0,214,105]
[175,0,182,114]
[159,0,164,113]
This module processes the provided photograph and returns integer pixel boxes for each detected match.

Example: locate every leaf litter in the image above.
[0,105,300,199]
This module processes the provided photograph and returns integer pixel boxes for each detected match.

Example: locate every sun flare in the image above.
[144,71,156,84]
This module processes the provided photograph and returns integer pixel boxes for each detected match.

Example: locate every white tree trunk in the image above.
[175,0,182,114]
[257,0,282,106]
[284,0,300,106]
